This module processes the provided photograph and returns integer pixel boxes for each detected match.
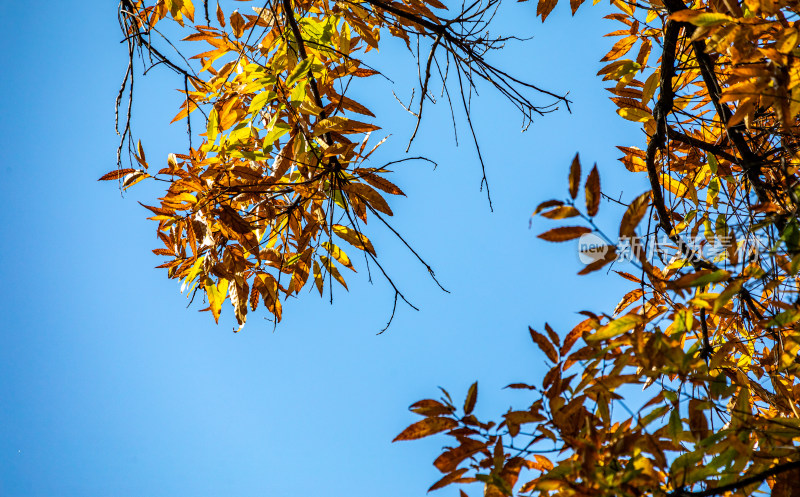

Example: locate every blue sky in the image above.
[0,1,648,496]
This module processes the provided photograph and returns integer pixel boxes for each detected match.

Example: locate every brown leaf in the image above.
[353,68,380,77]
[585,165,600,217]
[537,0,558,21]
[329,94,376,117]
[534,199,564,216]
[619,191,651,237]
[530,327,559,363]
[538,226,592,242]
[560,318,593,356]
[615,270,642,284]
[433,439,486,473]
[332,224,376,255]
[614,289,643,314]
[464,382,478,415]
[393,416,458,442]
[345,182,393,216]
[428,468,469,492]
[219,205,252,234]
[577,245,617,275]
[230,10,245,37]
[229,280,248,327]
[409,399,455,417]
[544,323,560,347]
[569,153,581,199]
[688,399,710,441]
[315,116,379,135]
[216,2,226,27]
[98,168,136,181]
[541,205,580,219]
[357,171,406,196]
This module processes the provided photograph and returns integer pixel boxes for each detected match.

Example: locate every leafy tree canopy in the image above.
[107,0,800,495]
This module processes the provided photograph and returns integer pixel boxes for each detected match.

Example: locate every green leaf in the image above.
[249,90,277,116]
[286,58,312,88]
[207,107,220,144]
[588,314,644,341]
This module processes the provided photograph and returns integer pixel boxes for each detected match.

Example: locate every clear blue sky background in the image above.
[0,1,649,496]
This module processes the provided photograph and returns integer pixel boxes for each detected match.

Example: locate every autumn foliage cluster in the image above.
[109,0,800,495]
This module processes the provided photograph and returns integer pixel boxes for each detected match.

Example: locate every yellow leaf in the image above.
[205,277,229,324]
[617,107,653,122]
[322,242,354,270]
[332,224,376,255]
[660,174,688,197]
[669,9,733,27]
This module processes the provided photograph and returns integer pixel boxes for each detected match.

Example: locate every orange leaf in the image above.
[601,36,637,62]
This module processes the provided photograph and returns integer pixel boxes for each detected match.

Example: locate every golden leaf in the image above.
[332,224,376,255]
